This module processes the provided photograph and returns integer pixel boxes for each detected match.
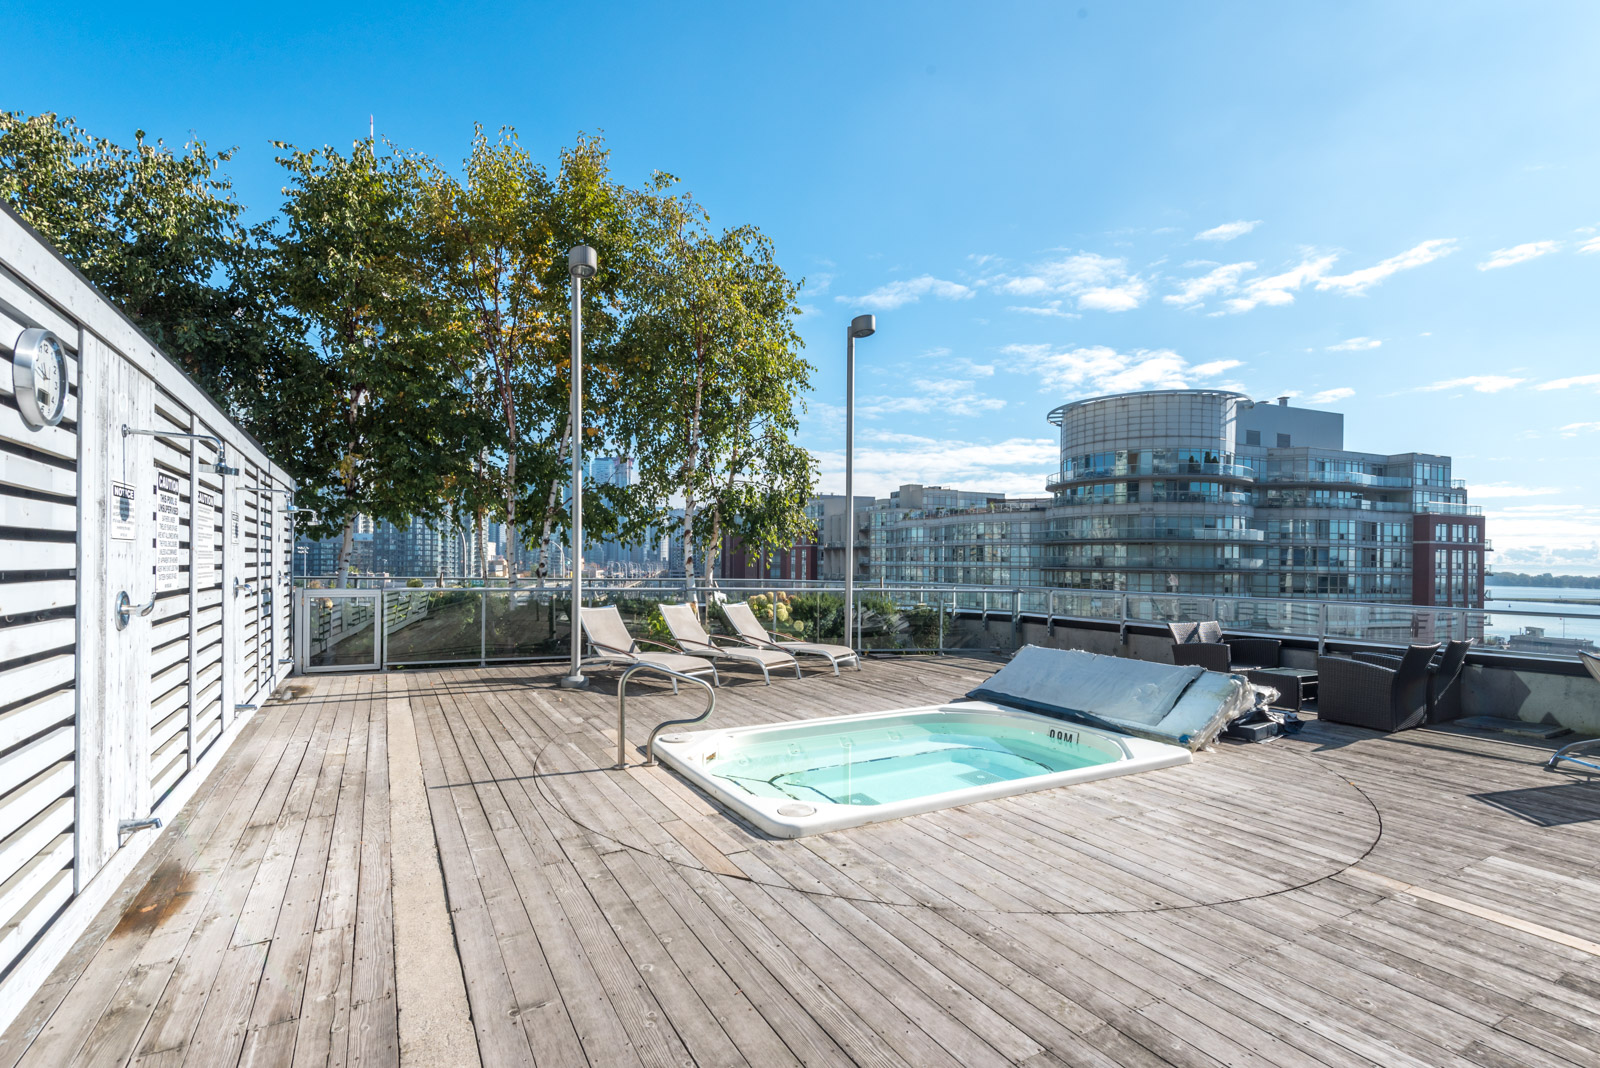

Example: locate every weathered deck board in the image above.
[2,655,1597,1067]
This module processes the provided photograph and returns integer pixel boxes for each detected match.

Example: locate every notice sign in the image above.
[155,472,182,593]
[194,490,215,586]
[110,481,137,541]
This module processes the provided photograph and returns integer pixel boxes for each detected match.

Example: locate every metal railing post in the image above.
[939,591,946,653]
[1317,602,1329,654]
[480,588,488,667]
[1011,587,1020,649]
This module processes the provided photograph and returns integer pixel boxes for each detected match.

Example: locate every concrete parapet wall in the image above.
[946,616,1600,736]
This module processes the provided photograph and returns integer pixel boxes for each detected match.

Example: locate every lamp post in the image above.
[844,314,876,650]
[560,245,598,689]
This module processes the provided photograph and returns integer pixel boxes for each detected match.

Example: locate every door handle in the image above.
[234,577,256,597]
[115,590,156,630]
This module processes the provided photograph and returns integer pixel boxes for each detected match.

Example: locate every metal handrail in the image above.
[615,663,717,770]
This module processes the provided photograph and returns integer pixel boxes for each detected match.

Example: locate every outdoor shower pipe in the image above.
[614,663,717,769]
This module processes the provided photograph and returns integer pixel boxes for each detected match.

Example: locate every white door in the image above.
[75,335,155,879]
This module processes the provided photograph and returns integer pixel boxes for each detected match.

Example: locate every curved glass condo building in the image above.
[867,389,1485,608]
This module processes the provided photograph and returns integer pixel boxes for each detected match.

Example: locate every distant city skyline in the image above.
[12,1,1599,570]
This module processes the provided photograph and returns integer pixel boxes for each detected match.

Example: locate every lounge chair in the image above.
[1545,650,1600,773]
[658,603,801,685]
[578,606,720,691]
[1316,643,1439,732]
[724,601,861,676]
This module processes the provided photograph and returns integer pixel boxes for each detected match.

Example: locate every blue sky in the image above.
[12,1,1600,571]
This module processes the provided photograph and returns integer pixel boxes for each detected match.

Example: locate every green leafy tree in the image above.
[427,129,646,583]
[271,137,485,584]
[624,194,815,594]
[0,109,316,432]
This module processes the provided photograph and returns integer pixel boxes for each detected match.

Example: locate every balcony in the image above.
[1262,470,1415,488]
[1046,460,1256,489]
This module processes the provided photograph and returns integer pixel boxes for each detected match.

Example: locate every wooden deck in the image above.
[3,655,1598,1067]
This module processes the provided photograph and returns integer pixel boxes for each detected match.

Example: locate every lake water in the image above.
[1481,584,1600,648]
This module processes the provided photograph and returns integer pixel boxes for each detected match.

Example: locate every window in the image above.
[1276,433,1291,448]
[1245,430,1261,446]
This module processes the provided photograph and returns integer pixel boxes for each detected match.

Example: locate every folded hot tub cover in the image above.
[964,645,1254,750]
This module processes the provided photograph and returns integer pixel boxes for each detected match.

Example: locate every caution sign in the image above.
[194,489,215,586]
[155,472,182,593]
[110,481,137,541]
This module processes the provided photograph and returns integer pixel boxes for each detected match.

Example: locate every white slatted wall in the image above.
[0,267,81,980]
[0,205,295,1022]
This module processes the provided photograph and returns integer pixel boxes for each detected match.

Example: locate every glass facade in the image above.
[862,390,1487,608]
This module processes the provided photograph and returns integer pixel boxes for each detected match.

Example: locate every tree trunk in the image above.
[535,409,574,582]
[681,352,705,603]
[335,515,356,589]
[505,447,518,588]
[474,508,487,581]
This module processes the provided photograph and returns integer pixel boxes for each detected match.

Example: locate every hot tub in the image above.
[652,702,1192,838]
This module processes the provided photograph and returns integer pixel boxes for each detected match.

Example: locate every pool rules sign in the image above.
[154,472,183,593]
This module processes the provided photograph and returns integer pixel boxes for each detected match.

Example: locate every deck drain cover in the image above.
[658,734,689,744]
[777,803,816,817]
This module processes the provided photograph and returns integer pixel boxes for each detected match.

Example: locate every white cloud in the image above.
[1326,337,1381,352]
[1477,241,1561,271]
[1163,262,1255,309]
[1223,253,1340,313]
[1480,502,1600,572]
[1315,239,1458,294]
[1420,375,1526,393]
[1309,387,1356,404]
[1466,482,1562,498]
[1560,422,1600,436]
[990,253,1149,313]
[810,435,1058,498]
[1006,300,1080,319]
[837,275,974,310]
[1579,235,1600,254]
[1535,373,1600,391]
[1003,344,1238,396]
[1195,220,1261,242]
[861,378,1006,418]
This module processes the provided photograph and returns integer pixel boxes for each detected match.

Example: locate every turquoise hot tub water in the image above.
[654,703,1193,838]
[703,711,1118,807]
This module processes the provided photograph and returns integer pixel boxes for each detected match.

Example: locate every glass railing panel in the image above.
[484,589,562,658]
[306,594,379,668]
[383,589,482,663]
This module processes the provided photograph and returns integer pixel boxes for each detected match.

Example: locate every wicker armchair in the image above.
[1317,643,1440,732]
[1351,639,1474,723]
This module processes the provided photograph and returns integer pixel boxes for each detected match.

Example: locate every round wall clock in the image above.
[11,328,68,429]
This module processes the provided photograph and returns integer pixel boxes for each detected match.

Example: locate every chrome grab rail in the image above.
[615,663,717,770]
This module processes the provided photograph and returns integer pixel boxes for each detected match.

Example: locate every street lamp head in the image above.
[848,314,876,339]
[568,245,598,279]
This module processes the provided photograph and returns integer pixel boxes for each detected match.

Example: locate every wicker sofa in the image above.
[1167,621,1283,671]
[1316,643,1440,732]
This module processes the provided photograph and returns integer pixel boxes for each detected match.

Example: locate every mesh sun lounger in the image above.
[1546,649,1600,773]
[658,603,801,685]
[724,601,861,676]
[579,606,720,691]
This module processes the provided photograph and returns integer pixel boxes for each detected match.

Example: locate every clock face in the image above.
[34,338,62,415]
[11,328,68,429]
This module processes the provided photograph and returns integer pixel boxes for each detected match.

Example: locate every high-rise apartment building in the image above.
[864,390,1487,608]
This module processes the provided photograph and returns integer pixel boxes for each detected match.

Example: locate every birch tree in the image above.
[624,196,814,596]
[428,129,640,583]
